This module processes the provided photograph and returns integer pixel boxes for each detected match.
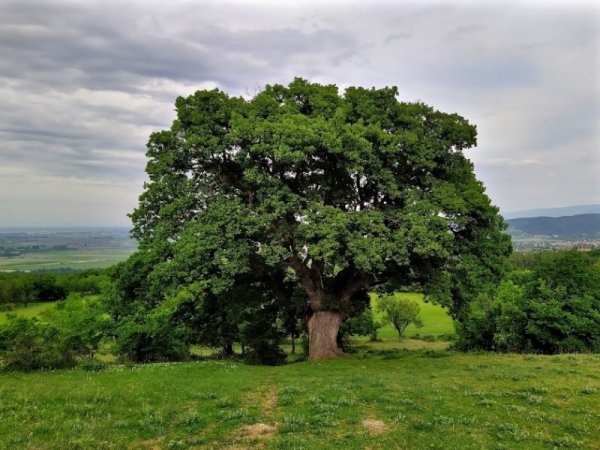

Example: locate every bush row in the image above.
[456,250,600,353]
[0,270,111,306]
[0,295,109,371]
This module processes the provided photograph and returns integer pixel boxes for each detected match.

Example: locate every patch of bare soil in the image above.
[262,386,277,413]
[362,418,387,435]
[224,421,279,449]
[241,422,278,439]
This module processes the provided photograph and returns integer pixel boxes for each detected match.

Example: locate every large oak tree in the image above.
[127,78,511,360]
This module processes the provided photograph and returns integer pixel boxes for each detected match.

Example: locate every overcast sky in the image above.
[0,0,598,226]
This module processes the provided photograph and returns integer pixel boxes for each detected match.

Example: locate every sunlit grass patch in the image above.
[0,301,57,324]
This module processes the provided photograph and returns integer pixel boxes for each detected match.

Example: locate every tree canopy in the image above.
[117,78,510,360]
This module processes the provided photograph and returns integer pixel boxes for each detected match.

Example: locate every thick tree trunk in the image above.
[288,254,372,360]
[307,311,343,360]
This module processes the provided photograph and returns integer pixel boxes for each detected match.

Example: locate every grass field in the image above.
[0,248,135,271]
[0,353,598,449]
[0,302,57,325]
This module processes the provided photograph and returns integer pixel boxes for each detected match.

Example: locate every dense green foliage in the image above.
[0,295,109,371]
[0,317,76,371]
[457,250,600,353]
[0,273,66,308]
[339,307,381,344]
[112,77,510,361]
[105,248,289,364]
[51,295,111,358]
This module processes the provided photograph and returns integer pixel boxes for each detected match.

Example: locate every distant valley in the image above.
[504,211,600,251]
[0,227,136,271]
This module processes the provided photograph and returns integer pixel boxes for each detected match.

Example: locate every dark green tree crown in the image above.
[130,78,511,318]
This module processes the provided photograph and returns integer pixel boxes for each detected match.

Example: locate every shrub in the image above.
[241,305,287,366]
[113,316,191,363]
[0,317,76,371]
[341,308,381,341]
[338,308,382,350]
[0,295,113,371]
[112,289,194,362]
[457,251,600,353]
[50,295,111,358]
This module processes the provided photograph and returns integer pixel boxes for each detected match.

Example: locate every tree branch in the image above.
[288,254,324,311]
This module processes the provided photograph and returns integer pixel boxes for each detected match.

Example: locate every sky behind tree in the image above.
[0,0,598,226]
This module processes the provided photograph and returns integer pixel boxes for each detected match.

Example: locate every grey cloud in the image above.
[0,0,598,226]
[383,32,413,45]
[0,1,357,94]
[429,55,540,89]
[445,25,484,41]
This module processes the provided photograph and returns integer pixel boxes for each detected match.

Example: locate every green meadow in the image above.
[0,353,598,449]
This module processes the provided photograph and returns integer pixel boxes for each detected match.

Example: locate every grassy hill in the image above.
[0,353,598,449]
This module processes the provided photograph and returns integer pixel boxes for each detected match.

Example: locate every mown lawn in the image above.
[0,352,599,449]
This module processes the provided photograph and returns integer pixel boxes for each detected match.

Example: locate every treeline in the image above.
[456,249,600,353]
[102,249,600,365]
[0,270,111,309]
[1,257,380,369]
[1,249,599,371]
[0,244,71,257]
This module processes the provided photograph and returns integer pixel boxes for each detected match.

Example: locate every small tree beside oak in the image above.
[377,295,423,340]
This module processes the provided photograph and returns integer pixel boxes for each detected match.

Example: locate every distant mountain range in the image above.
[502,204,600,220]
[506,214,600,237]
